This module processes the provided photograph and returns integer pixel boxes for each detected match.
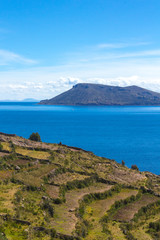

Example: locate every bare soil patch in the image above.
[0,152,9,157]
[114,194,159,222]
[45,185,60,199]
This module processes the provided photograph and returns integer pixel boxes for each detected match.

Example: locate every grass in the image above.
[129,212,160,240]
[1,134,160,239]
[14,164,56,187]
[45,185,60,199]
[83,189,138,240]
[0,220,28,240]
[1,142,12,152]
[15,147,50,160]
[108,222,126,240]
[51,183,112,235]
[50,172,89,185]
[0,183,19,215]
[0,170,12,180]
[131,227,153,240]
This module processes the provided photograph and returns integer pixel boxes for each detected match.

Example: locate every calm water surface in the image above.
[1,102,160,174]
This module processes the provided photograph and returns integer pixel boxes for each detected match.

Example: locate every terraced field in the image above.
[52,183,112,235]
[82,188,138,239]
[0,133,160,239]
[113,194,159,222]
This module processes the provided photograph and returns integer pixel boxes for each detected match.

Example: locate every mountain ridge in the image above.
[39,83,160,106]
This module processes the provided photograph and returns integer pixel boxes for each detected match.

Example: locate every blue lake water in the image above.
[0,102,160,174]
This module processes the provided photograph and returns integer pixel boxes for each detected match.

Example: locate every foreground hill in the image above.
[39,83,160,106]
[0,132,160,239]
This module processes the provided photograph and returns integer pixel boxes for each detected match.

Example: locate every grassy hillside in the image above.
[0,133,160,239]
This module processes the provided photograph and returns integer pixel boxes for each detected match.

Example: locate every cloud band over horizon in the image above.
[1,42,160,100]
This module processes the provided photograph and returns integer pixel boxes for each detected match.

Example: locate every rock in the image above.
[15,165,21,170]
[69,208,75,212]
[34,160,39,165]
[42,196,49,200]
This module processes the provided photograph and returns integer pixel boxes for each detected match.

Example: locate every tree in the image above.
[29,132,41,142]
[131,164,139,171]
[122,160,125,166]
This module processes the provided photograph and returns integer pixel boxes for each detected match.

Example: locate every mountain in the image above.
[22,98,39,102]
[0,98,39,102]
[39,83,160,106]
[0,132,160,239]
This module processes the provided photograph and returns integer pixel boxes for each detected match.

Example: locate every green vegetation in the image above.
[131,164,139,171]
[122,160,125,166]
[0,133,160,239]
[29,132,41,142]
[148,221,160,239]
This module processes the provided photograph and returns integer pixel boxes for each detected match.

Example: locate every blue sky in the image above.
[1,0,160,100]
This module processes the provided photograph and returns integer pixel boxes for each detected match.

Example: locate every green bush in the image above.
[133,200,160,222]
[0,232,8,240]
[50,229,56,238]
[148,221,160,238]
[29,132,41,142]
[53,198,63,204]
[78,185,121,218]
[41,200,54,217]
[75,220,89,237]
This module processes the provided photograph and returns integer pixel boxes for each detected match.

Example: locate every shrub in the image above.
[41,200,54,217]
[53,198,62,204]
[149,221,160,231]
[75,220,89,237]
[50,229,56,238]
[131,164,139,171]
[122,160,125,166]
[0,143,3,151]
[29,132,41,142]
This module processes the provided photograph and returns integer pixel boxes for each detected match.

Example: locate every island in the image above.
[39,83,160,106]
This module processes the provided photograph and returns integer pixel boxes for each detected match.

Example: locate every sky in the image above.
[1,0,160,100]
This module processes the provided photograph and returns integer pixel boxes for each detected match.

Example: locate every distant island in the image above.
[0,98,39,102]
[39,83,160,106]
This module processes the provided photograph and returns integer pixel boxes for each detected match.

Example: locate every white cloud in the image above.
[0,49,37,65]
[115,49,160,59]
[1,41,160,100]
[8,84,28,90]
[97,42,149,49]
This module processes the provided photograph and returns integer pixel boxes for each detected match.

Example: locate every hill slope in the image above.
[39,83,160,105]
[0,132,160,239]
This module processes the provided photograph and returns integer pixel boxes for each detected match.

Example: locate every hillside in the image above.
[39,83,160,106]
[0,132,160,239]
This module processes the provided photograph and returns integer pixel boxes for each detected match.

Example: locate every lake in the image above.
[0,102,160,174]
